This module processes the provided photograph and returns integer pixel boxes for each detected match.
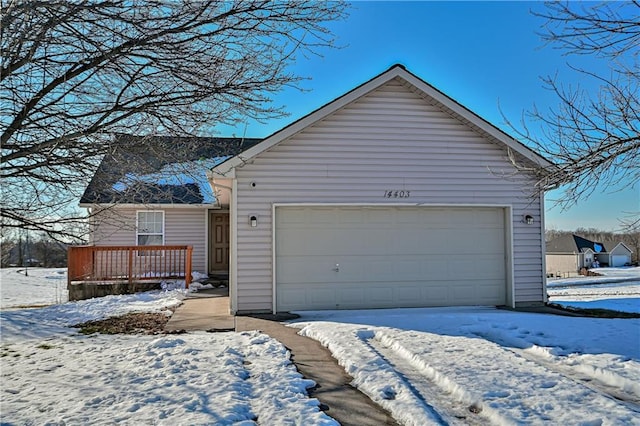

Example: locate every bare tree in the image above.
[507,1,639,206]
[0,232,17,267]
[619,214,640,263]
[1,0,347,241]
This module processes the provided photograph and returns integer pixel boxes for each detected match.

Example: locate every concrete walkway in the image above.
[164,293,397,426]
[164,297,235,332]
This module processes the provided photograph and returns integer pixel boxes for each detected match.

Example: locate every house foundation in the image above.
[68,281,162,301]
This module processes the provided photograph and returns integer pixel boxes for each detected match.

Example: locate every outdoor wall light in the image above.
[523,214,534,225]
[249,215,258,227]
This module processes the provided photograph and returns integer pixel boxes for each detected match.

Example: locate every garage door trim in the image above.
[272,203,515,313]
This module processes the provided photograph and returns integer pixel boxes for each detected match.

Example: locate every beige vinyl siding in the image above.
[546,254,580,276]
[92,207,207,273]
[234,79,545,312]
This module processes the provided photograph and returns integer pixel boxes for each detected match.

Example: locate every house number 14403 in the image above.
[384,190,410,198]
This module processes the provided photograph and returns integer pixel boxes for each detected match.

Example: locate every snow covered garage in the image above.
[210,65,552,313]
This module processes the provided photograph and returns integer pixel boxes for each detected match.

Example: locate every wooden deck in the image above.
[67,245,193,300]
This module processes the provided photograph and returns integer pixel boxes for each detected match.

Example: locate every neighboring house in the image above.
[82,64,553,313]
[546,234,633,276]
[545,234,605,276]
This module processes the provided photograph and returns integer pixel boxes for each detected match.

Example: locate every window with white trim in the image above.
[137,211,164,246]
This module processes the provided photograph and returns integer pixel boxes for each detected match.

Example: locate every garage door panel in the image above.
[365,209,392,224]
[473,235,505,253]
[397,259,424,279]
[338,288,366,305]
[396,286,422,302]
[278,287,307,308]
[478,255,507,278]
[370,260,396,280]
[447,255,505,280]
[421,259,449,280]
[449,259,480,279]
[399,232,441,255]
[305,287,333,305]
[474,209,504,226]
[276,206,507,311]
[280,230,395,256]
[473,282,505,303]
[370,287,393,303]
[421,284,449,303]
[277,257,338,284]
[340,209,366,223]
[278,280,506,310]
[277,228,332,255]
[397,209,423,224]
[418,210,450,226]
[309,209,336,224]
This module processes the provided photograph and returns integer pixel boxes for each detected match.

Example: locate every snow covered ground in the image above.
[1,267,639,425]
[548,266,640,313]
[292,306,640,425]
[0,269,335,425]
[1,332,334,425]
[290,268,640,425]
[1,267,69,308]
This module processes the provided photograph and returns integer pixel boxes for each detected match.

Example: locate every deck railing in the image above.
[68,245,193,288]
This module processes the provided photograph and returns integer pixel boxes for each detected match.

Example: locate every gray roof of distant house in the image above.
[546,234,607,253]
[80,134,262,205]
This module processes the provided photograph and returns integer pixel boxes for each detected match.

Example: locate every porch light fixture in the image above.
[249,215,258,227]
[523,214,534,225]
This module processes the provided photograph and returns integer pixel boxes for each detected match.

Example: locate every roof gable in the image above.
[574,234,606,253]
[212,64,552,177]
[607,241,633,254]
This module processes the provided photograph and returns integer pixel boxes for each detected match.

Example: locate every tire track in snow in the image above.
[373,329,638,424]
[467,329,640,412]
[367,335,493,425]
[507,346,640,413]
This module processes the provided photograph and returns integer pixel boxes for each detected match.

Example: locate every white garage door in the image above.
[611,255,629,267]
[275,206,507,311]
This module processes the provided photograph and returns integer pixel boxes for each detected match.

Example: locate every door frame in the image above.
[208,209,230,275]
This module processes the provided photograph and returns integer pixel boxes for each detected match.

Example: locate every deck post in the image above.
[128,247,133,285]
[185,246,193,289]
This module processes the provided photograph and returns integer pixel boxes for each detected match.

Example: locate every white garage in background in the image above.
[611,256,629,267]
[210,64,553,314]
[275,205,511,311]
[606,242,633,267]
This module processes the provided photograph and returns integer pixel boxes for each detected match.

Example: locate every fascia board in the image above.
[207,168,235,180]
[79,203,218,209]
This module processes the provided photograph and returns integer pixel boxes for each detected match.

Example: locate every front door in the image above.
[209,212,230,274]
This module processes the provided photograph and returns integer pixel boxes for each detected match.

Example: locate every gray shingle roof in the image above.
[80,134,261,205]
[546,234,607,253]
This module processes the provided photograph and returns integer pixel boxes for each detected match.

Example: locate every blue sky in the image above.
[219,1,638,232]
